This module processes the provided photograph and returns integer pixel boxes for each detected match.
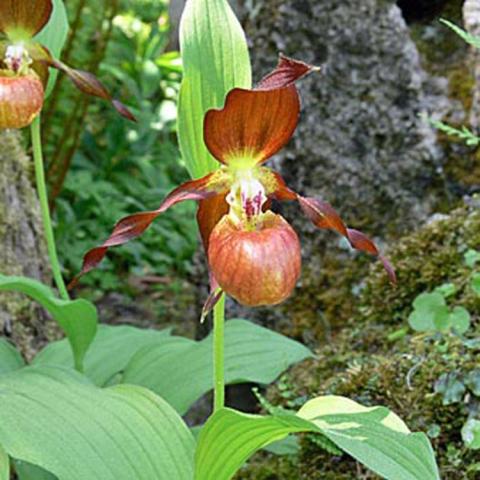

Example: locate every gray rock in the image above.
[220,0,454,335]
[245,0,444,241]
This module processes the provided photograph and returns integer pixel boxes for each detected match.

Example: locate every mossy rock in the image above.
[237,202,480,479]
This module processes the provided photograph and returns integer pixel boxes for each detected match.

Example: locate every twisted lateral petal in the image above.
[0,0,52,39]
[70,171,231,288]
[298,196,397,284]
[49,59,136,121]
[298,197,348,238]
[346,229,397,284]
[266,172,396,283]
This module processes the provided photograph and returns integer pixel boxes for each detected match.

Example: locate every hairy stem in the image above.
[213,293,226,412]
[31,117,69,301]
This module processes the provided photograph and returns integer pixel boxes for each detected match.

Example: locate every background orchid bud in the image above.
[0,74,44,129]
[208,211,302,307]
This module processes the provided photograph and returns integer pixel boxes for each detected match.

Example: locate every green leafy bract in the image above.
[0,366,195,480]
[178,0,252,178]
[195,396,439,480]
[0,275,97,372]
[122,319,313,414]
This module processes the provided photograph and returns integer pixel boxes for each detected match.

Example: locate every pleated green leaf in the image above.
[33,324,181,386]
[195,408,316,480]
[178,0,252,178]
[0,366,195,480]
[35,0,69,97]
[0,338,24,375]
[0,444,8,480]
[195,396,440,480]
[0,275,97,372]
[123,319,313,415]
[299,397,440,480]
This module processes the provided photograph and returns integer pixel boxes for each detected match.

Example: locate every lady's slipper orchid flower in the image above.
[71,55,395,311]
[0,0,134,129]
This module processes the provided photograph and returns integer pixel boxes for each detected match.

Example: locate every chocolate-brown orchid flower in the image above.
[0,0,134,129]
[71,56,395,308]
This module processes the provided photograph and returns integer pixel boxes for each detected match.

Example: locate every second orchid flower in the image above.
[0,0,134,129]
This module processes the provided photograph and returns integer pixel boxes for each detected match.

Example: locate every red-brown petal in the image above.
[256,54,319,91]
[0,74,44,129]
[208,212,302,306]
[49,59,136,121]
[0,0,52,39]
[69,171,231,288]
[347,229,397,284]
[298,196,348,237]
[297,196,396,283]
[197,194,229,253]
[203,55,318,166]
[204,86,300,166]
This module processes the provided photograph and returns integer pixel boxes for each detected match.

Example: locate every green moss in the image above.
[361,204,480,327]
[238,203,480,479]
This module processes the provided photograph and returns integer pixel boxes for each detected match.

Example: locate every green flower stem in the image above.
[213,293,226,411]
[31,116,69,301]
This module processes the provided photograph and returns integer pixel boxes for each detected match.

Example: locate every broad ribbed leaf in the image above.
[33,324,181,386]
[178,0,252,178]
[0,366,195,480]
[196,408,316,479]
[0,444,8,480]
[0,339,24,375]
[298,397,439,480]
[0,275,96,372]
[122,319,313,415]
[195,396,439,480]
[35,0,68,97]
